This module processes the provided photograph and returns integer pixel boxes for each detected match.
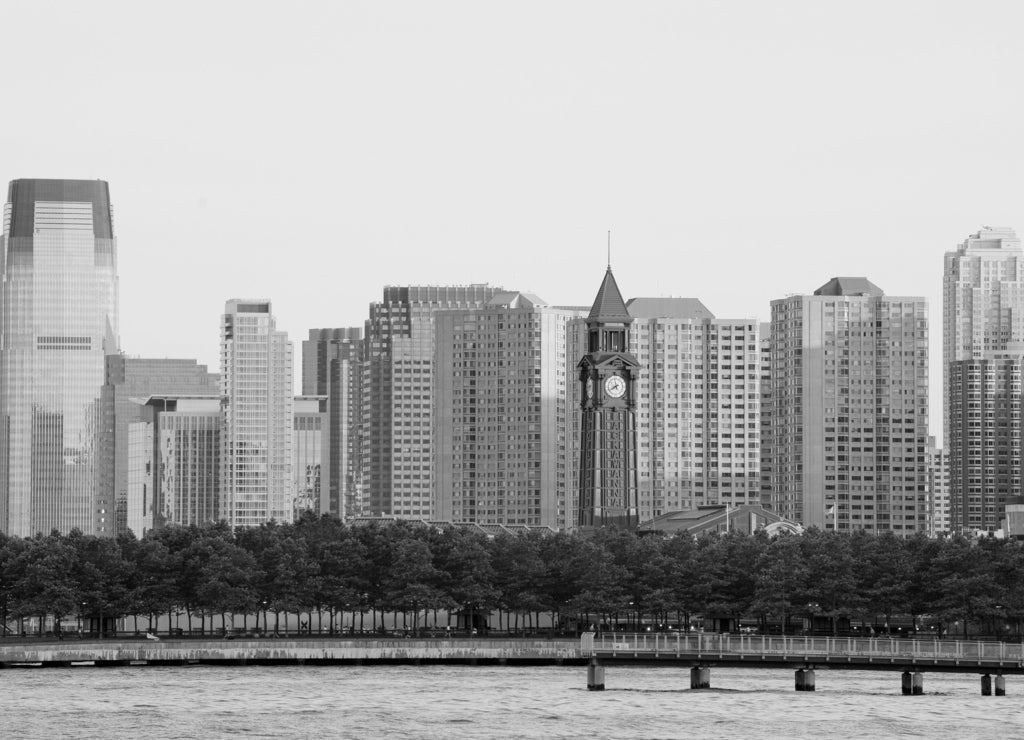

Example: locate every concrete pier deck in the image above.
[581,633,1024,674]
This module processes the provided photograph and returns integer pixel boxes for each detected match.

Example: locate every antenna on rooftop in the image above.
[607,230,611,269]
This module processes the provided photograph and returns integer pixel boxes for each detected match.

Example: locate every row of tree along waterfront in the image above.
[1,513,1023,640]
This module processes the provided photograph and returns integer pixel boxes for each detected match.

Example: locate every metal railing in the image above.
[581,632,1024,663]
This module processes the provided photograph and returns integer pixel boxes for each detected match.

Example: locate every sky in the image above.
[2,0,1024,439]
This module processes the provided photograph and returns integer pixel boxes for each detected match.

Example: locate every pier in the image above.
[581,632,1024,694]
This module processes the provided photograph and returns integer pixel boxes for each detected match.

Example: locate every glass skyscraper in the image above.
[303,328,363,519]
[0,179,119,536]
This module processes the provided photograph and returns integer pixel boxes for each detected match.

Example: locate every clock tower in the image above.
[577,266,640,530]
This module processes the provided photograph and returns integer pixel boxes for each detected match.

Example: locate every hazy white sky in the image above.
[3,0,1024,438]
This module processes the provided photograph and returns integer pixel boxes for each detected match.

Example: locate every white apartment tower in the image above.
[221,300,294,527]
[628,299,761,520]
[768,278,928,533]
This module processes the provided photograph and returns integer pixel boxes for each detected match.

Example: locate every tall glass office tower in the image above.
[0,179,120,536]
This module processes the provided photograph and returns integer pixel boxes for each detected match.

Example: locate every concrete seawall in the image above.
[0,638,584,668]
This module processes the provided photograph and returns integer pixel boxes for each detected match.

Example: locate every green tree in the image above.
[68,529,132,636]
[751,532,807,632]
[696,531,761,629]
[382,534,443,632]
[126,534,179,633]
[190,532,258,633]
[490,532,549,633]
[236,521,317,634]
[930,537,1002,638]
[431,527,498,634]
[799,529,858,635]
[299,515,368,634]
[851,531,912,631]
[7,532,78,635]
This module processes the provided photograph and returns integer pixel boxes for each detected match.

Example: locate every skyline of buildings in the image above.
[2,177,1023,538]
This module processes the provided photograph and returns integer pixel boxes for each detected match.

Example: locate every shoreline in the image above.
[0,637,584,669]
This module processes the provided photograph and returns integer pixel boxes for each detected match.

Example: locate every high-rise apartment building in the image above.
[302,328,362,518]
[100,356,219,535]
[361,285,501,518]
[0,179,119,536]
[768,278,928,533]
[434,292,584,528]
[948,356,1023,533]
[221,300,293,527]
[925,436,950,536]
[620,300,760,521]
[943,229,1024,402]
[126,395,223,535]
[759,322,773,509]
[293,395,327,518]
[943,228,1024,533]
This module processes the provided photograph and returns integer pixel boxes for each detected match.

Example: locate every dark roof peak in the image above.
[813,277,884,297]
[587,267,631,323]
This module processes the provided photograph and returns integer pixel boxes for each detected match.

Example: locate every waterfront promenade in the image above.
[5,632,1024,697]
[0,636,583,668]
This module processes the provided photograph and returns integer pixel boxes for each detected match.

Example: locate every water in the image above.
[1,664,1021,739]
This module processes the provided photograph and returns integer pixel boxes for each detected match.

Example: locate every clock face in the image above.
[605,375,626,399]
[585,377,594,399]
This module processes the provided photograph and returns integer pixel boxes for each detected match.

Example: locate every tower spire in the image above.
[607,230,611,269]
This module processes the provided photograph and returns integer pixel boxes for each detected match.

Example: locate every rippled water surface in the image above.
[2,665,1021,739]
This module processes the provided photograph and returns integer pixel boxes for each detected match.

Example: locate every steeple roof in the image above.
[587,267,631,322]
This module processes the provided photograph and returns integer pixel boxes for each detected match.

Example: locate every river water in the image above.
[1,664,1020,739]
